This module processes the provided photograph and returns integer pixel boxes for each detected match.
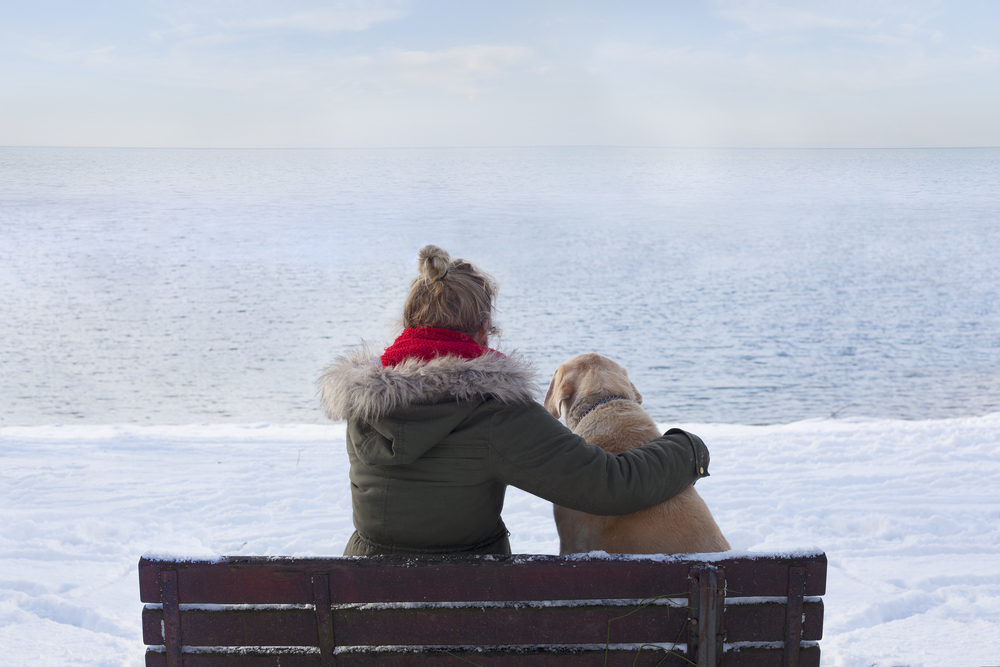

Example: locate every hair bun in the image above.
[417,245,451,282]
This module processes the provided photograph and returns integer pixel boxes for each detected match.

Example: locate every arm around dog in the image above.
[487,402,711,516]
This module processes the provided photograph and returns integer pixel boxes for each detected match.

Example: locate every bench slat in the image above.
[142,608,318,646]
[726,600,823,642]
[139,554,826,605]
[142,600,823,647]
[145,652,318,667]
[724,645,821,667]
[336,604,687,647]
[144,646,821,667]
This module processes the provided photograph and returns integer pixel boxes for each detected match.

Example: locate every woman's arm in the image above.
[487,401,710,515]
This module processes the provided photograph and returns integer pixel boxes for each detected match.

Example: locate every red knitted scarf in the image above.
[381,327,498,366]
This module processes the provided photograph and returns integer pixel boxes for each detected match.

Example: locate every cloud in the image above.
[385,45,536,97]
[591,0,997,99]
[148,0,409,39]
[710,0,939,34]
[96,2,537,99]
[3,0,998,147]
[228,1,409,33]
[6,1,535,97]
[8,30,538,103]
[595,38,996,98]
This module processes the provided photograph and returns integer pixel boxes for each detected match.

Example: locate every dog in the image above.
[543,353,731,555]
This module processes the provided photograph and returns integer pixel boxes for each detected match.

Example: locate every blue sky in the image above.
[1,0,998,147]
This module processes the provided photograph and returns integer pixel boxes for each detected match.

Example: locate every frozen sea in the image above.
[2,146,999,426]
[1,147,999,667]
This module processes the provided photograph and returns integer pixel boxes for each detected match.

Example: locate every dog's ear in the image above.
[543,369,562,418]
[620,364,642,405]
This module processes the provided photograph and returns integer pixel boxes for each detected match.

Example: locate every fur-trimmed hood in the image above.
[318,345,539,423]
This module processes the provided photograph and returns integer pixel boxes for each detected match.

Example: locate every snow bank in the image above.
[1,416,998,666]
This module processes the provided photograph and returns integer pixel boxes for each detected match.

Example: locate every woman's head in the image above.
[403,245,499,344]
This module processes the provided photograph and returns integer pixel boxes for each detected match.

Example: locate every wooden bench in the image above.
[139,551,826,667]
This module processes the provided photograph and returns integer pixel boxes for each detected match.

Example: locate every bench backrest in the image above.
[139,552,826,667]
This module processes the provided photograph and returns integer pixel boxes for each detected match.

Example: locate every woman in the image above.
[318,245,711,556]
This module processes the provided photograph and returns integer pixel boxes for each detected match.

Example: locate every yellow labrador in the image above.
[543,353,731,555]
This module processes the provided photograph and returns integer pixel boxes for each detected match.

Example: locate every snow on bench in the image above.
[139,551,827,667]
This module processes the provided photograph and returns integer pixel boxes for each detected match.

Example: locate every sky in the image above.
[1,0,998,148]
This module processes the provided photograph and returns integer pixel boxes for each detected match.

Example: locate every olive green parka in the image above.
[318,348,710,556]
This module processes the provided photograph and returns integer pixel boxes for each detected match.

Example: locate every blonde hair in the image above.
[402,245,499,341]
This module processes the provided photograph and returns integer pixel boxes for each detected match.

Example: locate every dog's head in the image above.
[543,353,642,427]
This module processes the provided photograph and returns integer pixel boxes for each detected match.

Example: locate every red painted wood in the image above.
[723,645,820,667]
[161,571,182,667]
[691,566,724,667]
[140,604,689,647]
[144,648,694,666]
[728,555,826,598]
[144,646,818,667]
[142,606,162,645]
[139,564,161,605]
[313,574,335,667]
[142,607,318,646]
[145,650,319,667]
[138,554,827,605]
[331,649,694,666]
[783,567,807,667]
[138,553,828,667]
[725,601,824,642]
[141,601,824,648]
[340,603,691,646]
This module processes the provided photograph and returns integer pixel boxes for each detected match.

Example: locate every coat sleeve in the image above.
[487,401,710,516]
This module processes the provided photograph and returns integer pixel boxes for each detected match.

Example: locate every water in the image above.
[2,146,998,426]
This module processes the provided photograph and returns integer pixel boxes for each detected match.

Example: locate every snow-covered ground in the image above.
[1,415,998,667]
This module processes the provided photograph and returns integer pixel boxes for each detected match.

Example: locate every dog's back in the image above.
[546,354,731,555]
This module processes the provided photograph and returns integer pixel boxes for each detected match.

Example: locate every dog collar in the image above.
[578,395,629,422]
